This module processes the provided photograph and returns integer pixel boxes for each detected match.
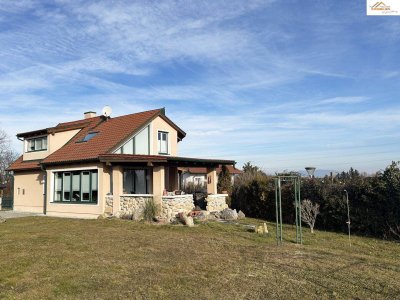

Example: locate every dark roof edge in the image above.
[159,114,186,140]
[104,109,162,154]
[40,157,100,167]
[16,128,49,138]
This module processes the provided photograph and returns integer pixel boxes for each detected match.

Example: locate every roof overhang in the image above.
[98,154,235,167]
[159,114,186,141]
[17,129,48,139]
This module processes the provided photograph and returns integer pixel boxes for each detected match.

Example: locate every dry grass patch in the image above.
[0,217,399,299]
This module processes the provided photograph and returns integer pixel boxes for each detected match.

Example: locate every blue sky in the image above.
[0,0,399,174]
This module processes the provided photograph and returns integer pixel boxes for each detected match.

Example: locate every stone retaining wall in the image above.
[206,194,228,212]
[105,195,113,215]
[161,195,194,221]
[118,195,154,220]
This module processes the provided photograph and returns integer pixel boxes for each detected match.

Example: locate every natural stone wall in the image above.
[161,195,194,221]
[206,194,228,212]
[119,195,153,220]
[104,195,113,214]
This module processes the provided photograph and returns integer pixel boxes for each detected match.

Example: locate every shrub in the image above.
[183,182,206,194]
[217,165,232,194]
[143,199,158,222]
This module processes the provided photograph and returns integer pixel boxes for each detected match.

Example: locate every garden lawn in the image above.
[0,217,399,299]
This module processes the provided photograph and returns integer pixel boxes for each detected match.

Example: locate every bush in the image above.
[231,163,270,219]
[218,165,232,194]
[231,161,400,240]
[143,199,158,222]
[183,182,206,194]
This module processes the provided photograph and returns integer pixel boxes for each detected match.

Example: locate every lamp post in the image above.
[344,189,351,247]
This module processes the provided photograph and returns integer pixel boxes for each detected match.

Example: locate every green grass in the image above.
[0,217,399,299]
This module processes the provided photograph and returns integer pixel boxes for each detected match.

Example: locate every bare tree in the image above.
[389,224,400,241]
[301,199,320,234]
[0,129,18,184]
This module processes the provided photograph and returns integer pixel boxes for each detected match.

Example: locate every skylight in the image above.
[80,132,98,142]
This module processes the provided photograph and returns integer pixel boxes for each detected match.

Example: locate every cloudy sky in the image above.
[0,0,399,173]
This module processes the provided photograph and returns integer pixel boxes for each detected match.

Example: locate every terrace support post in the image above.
[206,167,218,194]
[112,165,123,215]
[153,165,165,212]
[169,166,179,191]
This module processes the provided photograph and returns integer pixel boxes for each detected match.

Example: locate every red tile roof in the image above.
[179,165,242,174]
[9,108,234,170]
[98,154,236,167]
[7,156,41,171]
[42,109,164,165]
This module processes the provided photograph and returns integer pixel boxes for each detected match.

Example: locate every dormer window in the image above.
[26,136,47,152]
[79,132,98,143]
[158,131,168,154]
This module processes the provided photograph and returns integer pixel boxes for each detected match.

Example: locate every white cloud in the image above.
[319,96,370,105]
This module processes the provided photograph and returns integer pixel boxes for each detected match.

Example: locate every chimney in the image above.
[84,111,96,119]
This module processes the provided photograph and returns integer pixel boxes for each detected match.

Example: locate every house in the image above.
[7,108,234,219]
[179,165,241,190]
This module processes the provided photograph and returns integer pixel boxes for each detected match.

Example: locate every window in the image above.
[79,132,98,143]
[53,170,98,203]
[123,169,151,194]
[27,136,47,152]
[115,125,150,155]
[158,131,168,154]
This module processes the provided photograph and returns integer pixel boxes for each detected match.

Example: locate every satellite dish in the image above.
[102,106,112,118]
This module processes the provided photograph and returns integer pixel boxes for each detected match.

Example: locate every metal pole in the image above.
[344,190,351,247]
[279,178,283,244]
[275,178,279,245]
[294,178,299,243]
[298,178,302,244]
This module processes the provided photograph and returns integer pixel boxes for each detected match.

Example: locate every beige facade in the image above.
[152,165,165,211]
[44,162,109,219]
[10,110,228,219]
[22,129,80,161]
[151,116,178,156]
[206,168,218,194]
[13,170,45,213]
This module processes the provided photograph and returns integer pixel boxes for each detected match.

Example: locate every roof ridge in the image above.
[106,108,163,121]
[103,109,162,154]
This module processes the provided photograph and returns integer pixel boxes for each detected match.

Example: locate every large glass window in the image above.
[55,173,62,201]
[158,131,168,154]
[116,125,150,155]
[27,136,47,152]
[123,169,151,194]
[53,170,98,203]
[135,126,149,154]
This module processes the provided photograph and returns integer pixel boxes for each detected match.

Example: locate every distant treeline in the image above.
[231,162,400,240]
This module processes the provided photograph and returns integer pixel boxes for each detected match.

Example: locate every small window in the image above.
[26,136,47,152]
[158,131,168,154]
[80,132,98,142]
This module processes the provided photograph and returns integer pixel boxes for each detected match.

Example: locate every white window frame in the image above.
[157,130,169,155]
[25,135,48,152]
[112,123,151,155]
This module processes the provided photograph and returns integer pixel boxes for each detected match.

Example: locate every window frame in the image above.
[52,169,98,204]
[157,131,169,155]
[26,136,48,152]
[77,132,99,143]
[122,168,152,195]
